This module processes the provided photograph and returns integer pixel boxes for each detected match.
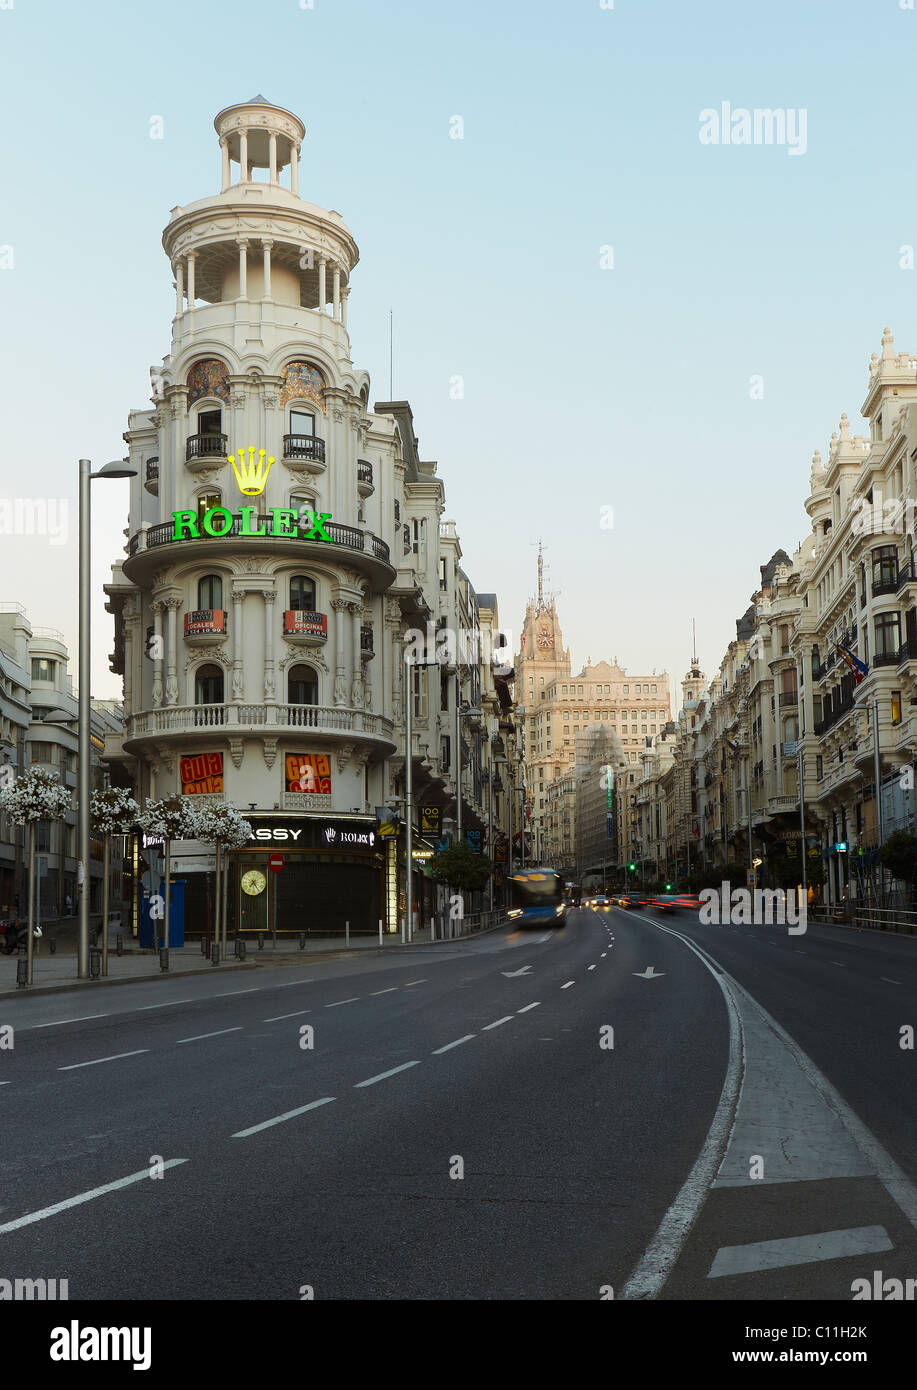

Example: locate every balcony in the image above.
[282,610,328,645]
[144,458,159,495]
[360,624,375,659]
[778,691,798,708]
[767,794,798,816]
[898,637,917,666]
[872,574,900,598]
[184,609,227,644]
[185,432,228,466]
[897,562,917,594]
[357,460,374,496]
[873,650,901,668]
[282,435,326,472]
[124,702,396,755]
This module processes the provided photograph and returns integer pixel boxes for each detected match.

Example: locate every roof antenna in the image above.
[389,309,393,398]
[692,617,697,665]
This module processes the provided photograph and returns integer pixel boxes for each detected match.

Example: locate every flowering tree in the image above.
[137,796,203,954]
[90,786,139,973]
[195,802,253,954]
[0,767,72,983]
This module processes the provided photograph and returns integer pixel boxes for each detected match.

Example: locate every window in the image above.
[31,743,53,763]
[892,690,902,726]
[290,575,316,610]
[562,686,567,694]
[441,735,451,769]
[198,408,222,436]
[197,491,221,520]
[198,574,222,610]
[623,685,629,694]
[288,664,318,705]
[289,495,313,531]
[874,612,900,658]
[872,545,898,589]
[30,658,56,682]
[410,666,427,719]
[651,684,657,693]
[195,664,224,704]
[36,821,51,853]
[290,409,314,437]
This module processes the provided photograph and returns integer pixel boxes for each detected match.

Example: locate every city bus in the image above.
[508,868,567,927]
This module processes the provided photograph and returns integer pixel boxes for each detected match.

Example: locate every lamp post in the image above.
[78,459,137,978]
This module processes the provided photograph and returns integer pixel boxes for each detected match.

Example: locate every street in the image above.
[2,908,914,1301]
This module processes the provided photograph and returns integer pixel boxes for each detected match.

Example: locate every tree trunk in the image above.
[101,835,110,976]
[27,822,35,985]
[163,839,171,951]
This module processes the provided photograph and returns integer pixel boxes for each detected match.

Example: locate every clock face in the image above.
[241,869,267,897]
[537,629,553,649]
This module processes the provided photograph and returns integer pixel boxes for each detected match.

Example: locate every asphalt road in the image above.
[0,905,914,1300]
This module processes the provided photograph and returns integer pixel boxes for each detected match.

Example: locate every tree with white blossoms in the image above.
[195,801,253,956]
[0,767,72,984]
[90,786,139,974]
[137,796,203,955]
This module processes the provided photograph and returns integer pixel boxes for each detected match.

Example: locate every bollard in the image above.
[345,919,350,949]
[49,937,57,954]
[238,938,246,961]
[298,932,305,950]
[16,958,28,988]
[212,943,220,966]
[258,932,264,950]
[200,935,208,956]
[116,933,124,957]
[89,948,101,980]
[160,947,169,972]
[378,918,382,946]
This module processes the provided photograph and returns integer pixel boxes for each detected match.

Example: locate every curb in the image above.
[0,960,258,1000]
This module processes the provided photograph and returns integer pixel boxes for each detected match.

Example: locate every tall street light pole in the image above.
[78,459,136,979]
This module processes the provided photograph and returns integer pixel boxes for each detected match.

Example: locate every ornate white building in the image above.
[104,97,513,935]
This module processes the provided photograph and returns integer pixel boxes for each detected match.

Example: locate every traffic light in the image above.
[665,881,673,891]
[628,861,637,873]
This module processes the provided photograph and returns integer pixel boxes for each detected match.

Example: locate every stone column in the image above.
[231,587,244,701]
[318,257,326,313]
[237,238,248,299]
[332,597,349,706]
[291,142,300,195]
[385,600,404,727]
[187,252,196,308]
[151,602,164,708]
[341,285,350,331]
[239,129,249,181]
[263,589,276,703]
[174,261,183,317]
[165,598,180,706]
[332,265,341,321]
[220,137,231,191]
[268,131,277,184]
[349,602,363,708]
[262,238,272,300]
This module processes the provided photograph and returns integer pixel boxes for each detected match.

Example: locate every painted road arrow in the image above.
[633,966,665,980]
[501,966,533,977]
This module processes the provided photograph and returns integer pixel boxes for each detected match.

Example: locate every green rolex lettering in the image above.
[172,510,201,539]
[239,506,267,536]
[202,506,233,537]
[303,512,333,543]
[269,508,297,537]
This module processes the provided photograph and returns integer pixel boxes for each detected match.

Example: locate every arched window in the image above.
[195,664,224,705]
[290,575,316,610]
[288,664,318,705]
[198,574,222,610]
[197,491,221,520]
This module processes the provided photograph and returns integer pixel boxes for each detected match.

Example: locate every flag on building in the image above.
[837,643,868,684]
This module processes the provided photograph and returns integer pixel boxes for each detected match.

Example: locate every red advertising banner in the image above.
[180,751,224,795]
[184,609,226,636]
[283,610,327,637]
[285,753,332,795]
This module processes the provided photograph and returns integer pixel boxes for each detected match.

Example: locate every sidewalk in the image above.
[0,918,506,996]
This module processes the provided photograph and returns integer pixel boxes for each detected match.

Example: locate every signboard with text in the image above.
[420,806,441,836]
[180,751,224,795]
[285,753,332,795]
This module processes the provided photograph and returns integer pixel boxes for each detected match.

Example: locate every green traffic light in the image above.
[665,882,673,890]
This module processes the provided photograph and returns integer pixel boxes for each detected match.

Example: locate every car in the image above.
[616,892,648,908]
[592,895,611,910]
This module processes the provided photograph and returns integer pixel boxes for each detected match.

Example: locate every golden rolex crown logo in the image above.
[229,446,274,496]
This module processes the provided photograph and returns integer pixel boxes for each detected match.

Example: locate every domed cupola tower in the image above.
[109,98,407,938]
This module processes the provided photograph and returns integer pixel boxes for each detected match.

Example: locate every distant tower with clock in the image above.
[514,544,571,856]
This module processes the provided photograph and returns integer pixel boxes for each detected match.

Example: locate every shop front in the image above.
[229,815,383,936]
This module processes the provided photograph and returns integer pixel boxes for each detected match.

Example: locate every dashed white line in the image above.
[432,1035,476,1054]
[135,999,194,1011]
[59,1050,149,1071]
[601,953,607,958]
[263,1009,313,1022]
[588,965,596,971]
[561,981,575,989]
[325,997,360,1007]
[232,1096,336,1139]
[369,987,398,996]
[404,980,427,987]
[211,989,259,998]
[0,1160,189,1234]
[176,1027,243,1044]
[831,961,846,968]
[881,978,902,985]
[517,1002,540,1013]
[482,1016,513,1030]
[270,979,315,988]
[33,1014,109,1028]
[708,1226,892,1278]
[354,1060,421,1087]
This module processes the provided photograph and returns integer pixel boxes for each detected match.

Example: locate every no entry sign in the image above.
[268,854,285,873]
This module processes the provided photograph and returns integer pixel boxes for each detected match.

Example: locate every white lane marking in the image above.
[432,1035,476,1054]
[404,980,427,987]
[32,1014,109,1028]
[620,916,744,1301]
[538,932,553,943]
[708,1226,892,1279]
[482,1016,513,1030]
[176,1027,243,1044]
[561,981,575,989]
[517,1002,540,1013]
[354,1061,421,1087]
[588,965,596,971]
[325,997,360,1007]
[831,961,846,967]
[263,1010,312,1022]
[0,1160,189,1234]
[232,1096,336,1139]
[881,978,902,985]
[601,953,607,958]
[270,979,315,988]
[211,989,259,997]
[59,1050,150,1071]
[135,999,194,1011]
[370,987,398,995]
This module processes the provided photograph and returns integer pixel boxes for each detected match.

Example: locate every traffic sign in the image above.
[746,869,757,887]
[268,854,285,873]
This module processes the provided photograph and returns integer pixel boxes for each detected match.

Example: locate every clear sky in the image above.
[2,0,916,711]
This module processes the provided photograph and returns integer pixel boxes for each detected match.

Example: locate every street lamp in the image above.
[78,459,136,978]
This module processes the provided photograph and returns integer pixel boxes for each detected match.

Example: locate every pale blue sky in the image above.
[2,0,916,706]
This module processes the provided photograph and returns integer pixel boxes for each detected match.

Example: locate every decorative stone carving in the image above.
[232,666,244,700]
[334,674,347,706]
[263,738,278,770]
[165,676,179,705]
[228,739,244,770]
[335,744,354,774]
[350,676,363,707]
[155,744,176,776]
[264,668,275,700]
